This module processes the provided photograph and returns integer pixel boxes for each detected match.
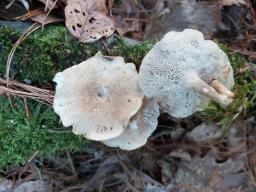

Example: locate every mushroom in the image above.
[53,53,144,141]
[102,98,160,150]
[138,29,234,118]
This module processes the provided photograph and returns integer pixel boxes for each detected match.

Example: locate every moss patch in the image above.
[0,26,98,168]
[0,25,153,168]
[108,39,153,68]
[0,26,19,77]
[0,25,98,86]
[0,97,87,168]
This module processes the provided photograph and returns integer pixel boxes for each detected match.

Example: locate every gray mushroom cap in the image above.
[102,98,160,150]
[53,53,144,141]
[138,29,234,118]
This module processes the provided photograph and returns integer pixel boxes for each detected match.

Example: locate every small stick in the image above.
[23,98,31,118]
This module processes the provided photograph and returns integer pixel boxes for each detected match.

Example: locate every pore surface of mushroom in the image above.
[53,53,144,141]
[138,29,234,118]
[102,98,160,150]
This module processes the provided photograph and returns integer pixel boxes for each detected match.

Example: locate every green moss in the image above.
[0,26,96,168]
[202,45,256,134]
[0,27,19,76]
[0,25,153,168]
[0,26,92,168]
[108,39,153,67]
[0,25,98,86]
[0,97,87,168]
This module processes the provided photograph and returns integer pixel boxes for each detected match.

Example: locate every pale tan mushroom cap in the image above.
[102,98,160,150]
[53,53,144,141]
[139,29,234,118]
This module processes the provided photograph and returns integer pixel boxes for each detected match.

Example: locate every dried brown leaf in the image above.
[247,137,256,168]
[221,0,247,6]
[111,0,142,36]
[144,0,220,40]
[65,0,115,43]
[114,17,140,36]
[187,122,222,142]
[168,151,247,192]
[83,0,107,13]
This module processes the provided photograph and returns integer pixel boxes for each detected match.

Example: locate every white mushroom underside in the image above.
[138,29,234,118]
[53,53,144,141]
[102,98,160,150]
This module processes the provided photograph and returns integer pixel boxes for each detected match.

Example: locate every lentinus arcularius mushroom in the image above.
[102,98,160,150]
[53,53,144,141]
[138,29,234,118]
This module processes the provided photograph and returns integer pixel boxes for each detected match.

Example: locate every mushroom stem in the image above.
[210,79,234,98]
[187,75,233,108]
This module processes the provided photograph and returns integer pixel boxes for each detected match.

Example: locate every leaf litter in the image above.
[65,0,115,43]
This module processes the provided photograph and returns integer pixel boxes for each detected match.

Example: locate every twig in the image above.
[5,0,16,9]
[41,0,58,27]
[66,150,76,175]
[23,98,31,118]
[6,23,41,85]
[0,78,54,105]
[27,151,39,164]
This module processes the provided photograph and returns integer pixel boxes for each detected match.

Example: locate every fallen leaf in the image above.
[167,151,247,192]
[221,0,247,6]
[158,160,175,184]
[0,179,51,192]
[13,180,51,192]
[144,0,220,40]
[114,16,140,36]
[83,0,107,13]
[86,155,163,191]
[112,0,157,37]
[187,122,222,142]
[169,149,192,161]
[65,0,115,43]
